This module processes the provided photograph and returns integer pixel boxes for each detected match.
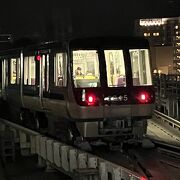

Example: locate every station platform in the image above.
[0,152,72,180]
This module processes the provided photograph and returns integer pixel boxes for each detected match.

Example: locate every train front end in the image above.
[68,37,155,141]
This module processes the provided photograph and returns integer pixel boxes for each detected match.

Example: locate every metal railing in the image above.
[154,110,180,131]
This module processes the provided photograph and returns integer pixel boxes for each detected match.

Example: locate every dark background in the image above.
[0,0,180,41]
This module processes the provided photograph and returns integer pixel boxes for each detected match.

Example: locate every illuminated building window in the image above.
[153,32,159,36]
[144,32,150,37]
[177,55,180,59]
[175,25,179,29]
[176,31,179,35]
[139,19,163,26]
[177,49,180,53]
[176,43,180,46]
[176,36,180,40]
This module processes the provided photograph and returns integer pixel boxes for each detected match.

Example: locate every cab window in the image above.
[104,50,126,87]
[73,50,100,88]
[130,49,152,86]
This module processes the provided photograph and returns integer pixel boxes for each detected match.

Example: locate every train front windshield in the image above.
[73,50,100,88]
[130,49,152,86]
[72,49,152,88]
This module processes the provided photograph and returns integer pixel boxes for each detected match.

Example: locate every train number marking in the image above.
[104,95,128,102]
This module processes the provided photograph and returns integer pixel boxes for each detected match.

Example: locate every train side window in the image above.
[130,49,152,86]
[104,50,126,87]
[54,52,67,87]
[24,56,36,85]
[10,58,20,85]
[0,60,2,96]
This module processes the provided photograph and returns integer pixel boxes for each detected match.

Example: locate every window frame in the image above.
[71,49,101,88]
[53,51,68,88]
[129,48,152,86]
[104,49,127,88]
[9,56,21,86]
[22,52,39,96]
[23,55,36,86]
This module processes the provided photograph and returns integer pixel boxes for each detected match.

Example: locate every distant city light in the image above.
[139,18,172,27]
[144,32,150,37]
[153,32,160,36]
[140,18,163,26]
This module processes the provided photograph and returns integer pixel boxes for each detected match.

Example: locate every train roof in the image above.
[0,36,149,57]
[69,36,150,49]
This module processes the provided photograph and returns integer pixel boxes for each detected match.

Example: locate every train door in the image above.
[22,54,41,110]
[0,59,8,117]
[1,59,8,100]
[0,60,4,99]
[39,53,49,110]
[0,60,2,98]
[40,51,68,117]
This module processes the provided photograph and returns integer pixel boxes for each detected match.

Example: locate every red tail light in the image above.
[137,91,151,103]
[87,94,96,105]
[140,177,147,180]
[35,54,41,61]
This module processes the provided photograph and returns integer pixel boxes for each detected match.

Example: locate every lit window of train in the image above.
[130,49,152,86]
[73,50,100,88]
[104,50,126,87]
[24,56,36,85]
[54,53,67,87]
[10,58,20,84]
[41,54,49,91]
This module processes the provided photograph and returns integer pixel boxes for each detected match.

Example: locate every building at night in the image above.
[134,17,180,74]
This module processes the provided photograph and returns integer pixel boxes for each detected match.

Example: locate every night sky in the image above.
[0,0,180,41]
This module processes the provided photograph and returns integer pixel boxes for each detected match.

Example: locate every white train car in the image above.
[0,37,155,143]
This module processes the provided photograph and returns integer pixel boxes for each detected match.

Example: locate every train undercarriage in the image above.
[4,104,148,150]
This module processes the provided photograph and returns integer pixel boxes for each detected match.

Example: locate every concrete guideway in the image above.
[0,159,6,180]
[0,118,146,180]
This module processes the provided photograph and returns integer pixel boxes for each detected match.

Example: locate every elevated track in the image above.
[0,110,180,180]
